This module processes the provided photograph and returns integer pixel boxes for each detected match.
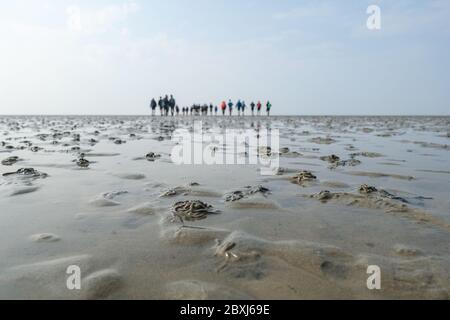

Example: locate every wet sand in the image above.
[0,115,449,299]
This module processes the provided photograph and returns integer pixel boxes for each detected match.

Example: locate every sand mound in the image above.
[29,233,60,243]
[0,255,122,300]
[307,189,450,231]
[160,185,220,198]
[89,197,121,207]
[127,202,157,215]
[81,269,121,300]
[8,185,40,196]
[0,255,92,299]
[289,171,317,186]
[171,200,219,222]
[393,244,422,257]
[309,137,337,145]
[89,191,128,207]
[224,185,270,202]
[161,226,231,246]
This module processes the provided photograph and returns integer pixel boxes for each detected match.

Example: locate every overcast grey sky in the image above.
[0,0,449,115]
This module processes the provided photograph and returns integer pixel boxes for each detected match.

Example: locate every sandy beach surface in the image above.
[0,115,449,300]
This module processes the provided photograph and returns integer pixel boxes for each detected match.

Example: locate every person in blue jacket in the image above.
[236,100,242,116]
[228,99,233,116]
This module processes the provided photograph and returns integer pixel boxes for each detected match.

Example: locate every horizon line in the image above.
[1,114,449,117]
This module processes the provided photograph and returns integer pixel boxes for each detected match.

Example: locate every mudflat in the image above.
[0,115,449,299]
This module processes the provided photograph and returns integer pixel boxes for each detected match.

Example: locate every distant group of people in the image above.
[220,100,272,116]
[149,95,178,116]
[149,97,272,117]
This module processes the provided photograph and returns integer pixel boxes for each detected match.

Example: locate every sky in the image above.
[0,0,449,115]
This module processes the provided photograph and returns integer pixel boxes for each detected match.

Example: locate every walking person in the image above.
[266,101,272,116]
[176,105,180,116]
[169,95,175,116]
[228,99,233,116]
[236,100,242,116]
[214,106,218,115]
[150,98,157,116]
[257,101,262,116]
[163,95,170,116]
[250,101,255,116]
[158,97,164,116]
[242,101,246,116]
[221,101,227,116]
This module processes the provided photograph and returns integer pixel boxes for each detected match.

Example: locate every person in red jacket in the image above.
[220,101,227,116]
[256,101,262,116]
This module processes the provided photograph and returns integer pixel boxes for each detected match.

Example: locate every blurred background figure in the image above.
[266,101,272,116]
